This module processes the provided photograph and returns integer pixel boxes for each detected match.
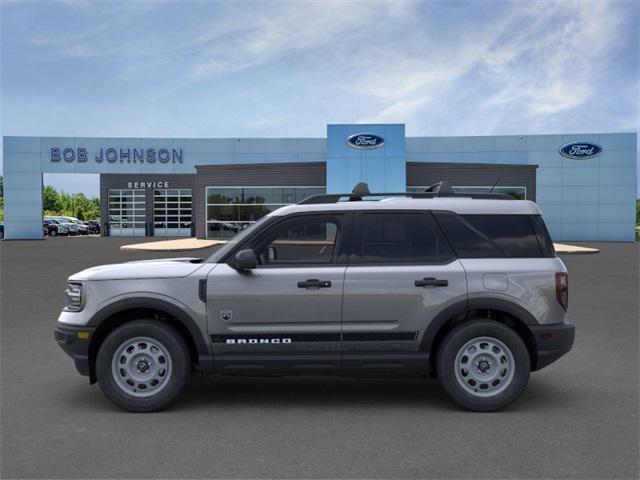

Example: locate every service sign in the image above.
[127,181,170,189]
[346,133,385,150]
[559,142,602,160]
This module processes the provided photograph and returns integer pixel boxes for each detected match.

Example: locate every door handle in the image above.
[297,279,332,289]
[415,277,448,287]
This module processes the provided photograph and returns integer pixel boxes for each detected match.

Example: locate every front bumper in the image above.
[54,324,95,377]
[530,322,575,371]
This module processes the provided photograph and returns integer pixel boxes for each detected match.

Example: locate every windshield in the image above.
[206,215,273,263]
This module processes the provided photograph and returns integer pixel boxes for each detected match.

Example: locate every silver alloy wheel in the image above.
[454,336,515,397]
[111,336,173,398]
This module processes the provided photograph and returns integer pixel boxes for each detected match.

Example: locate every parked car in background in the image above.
[44,218,69,236]
[58,216,89,235]
[0,222,4,239]
[83,220,101,235]
[47,217,80,236]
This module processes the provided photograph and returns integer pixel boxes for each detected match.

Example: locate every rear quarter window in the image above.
[461,214,543,258]
[434,212,550,258]
[530,215,556,257]
[433,212,504,258]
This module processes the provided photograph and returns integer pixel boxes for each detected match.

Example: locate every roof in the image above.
[270,197,542,216]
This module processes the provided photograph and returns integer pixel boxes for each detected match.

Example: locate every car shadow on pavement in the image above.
[61,374,574,414]
[180,375,575,412]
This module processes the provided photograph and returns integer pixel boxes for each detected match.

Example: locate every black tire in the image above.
[96,320,191,412]
[437,319,530,412]
[50,229,57,237]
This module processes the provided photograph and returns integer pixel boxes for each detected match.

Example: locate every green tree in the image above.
[41,184,100,220]
[43,185,62,212]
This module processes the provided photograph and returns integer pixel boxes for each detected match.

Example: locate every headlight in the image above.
[64,283,84,311]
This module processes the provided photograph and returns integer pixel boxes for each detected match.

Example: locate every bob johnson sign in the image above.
[50,147,183,164]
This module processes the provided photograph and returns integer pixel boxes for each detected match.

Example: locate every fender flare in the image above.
[88,297,212,371]
[421,297,538,354]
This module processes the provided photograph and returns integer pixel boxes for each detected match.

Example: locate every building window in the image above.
[205,186,325,239]
[407,186,527,200]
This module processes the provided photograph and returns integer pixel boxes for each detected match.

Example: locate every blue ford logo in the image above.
[346,133,384,150]
[559,142,602,160]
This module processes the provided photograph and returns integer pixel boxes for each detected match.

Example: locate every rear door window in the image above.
[351,212,455,264]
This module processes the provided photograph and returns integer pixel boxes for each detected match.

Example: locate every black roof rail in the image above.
[298,182,514,204]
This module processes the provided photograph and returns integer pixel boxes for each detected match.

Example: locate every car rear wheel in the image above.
[50,229,57,236]
[437,319,530,412]
[96,320,191,412]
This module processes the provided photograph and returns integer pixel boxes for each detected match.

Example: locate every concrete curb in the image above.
[120,238,227,251]
[553,243,599,255]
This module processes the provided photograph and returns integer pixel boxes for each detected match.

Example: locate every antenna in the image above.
[489,177,501,193]
[424,181,453,195]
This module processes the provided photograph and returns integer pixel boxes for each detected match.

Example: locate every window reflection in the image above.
[205,187,325,239]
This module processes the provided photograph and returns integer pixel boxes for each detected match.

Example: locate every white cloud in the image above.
[479,0,622,117]
[352,0,628,130]
[3,0,637,140]
[358,95,430,124]
[191,0,406,78]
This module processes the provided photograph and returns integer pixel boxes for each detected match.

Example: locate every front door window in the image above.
[252,217,340,266]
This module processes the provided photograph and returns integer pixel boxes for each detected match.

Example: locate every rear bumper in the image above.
[54,324,95,377]
[530,322,575,371]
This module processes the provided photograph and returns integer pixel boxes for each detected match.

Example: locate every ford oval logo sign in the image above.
[346,133,384,150]
[559,141,602,160]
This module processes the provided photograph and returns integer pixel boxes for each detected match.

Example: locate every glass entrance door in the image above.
[108,189,146,236]
[153,189,192,237]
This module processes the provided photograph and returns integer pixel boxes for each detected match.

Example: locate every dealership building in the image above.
[2,124,637,241]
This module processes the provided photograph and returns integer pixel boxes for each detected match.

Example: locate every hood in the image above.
[68,257,205,281]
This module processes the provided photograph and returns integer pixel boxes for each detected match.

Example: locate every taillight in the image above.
[555,272,568,311]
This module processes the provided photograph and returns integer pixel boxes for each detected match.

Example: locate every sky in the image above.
[1,0,638,197]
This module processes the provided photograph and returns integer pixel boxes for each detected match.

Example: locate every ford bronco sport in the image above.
[55,182,575,412]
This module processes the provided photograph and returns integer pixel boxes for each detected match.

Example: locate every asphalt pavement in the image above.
[1,237,638,479]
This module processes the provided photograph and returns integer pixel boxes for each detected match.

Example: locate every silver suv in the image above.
[55,183,574,412]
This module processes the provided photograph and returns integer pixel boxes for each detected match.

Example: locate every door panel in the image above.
[341,211,468,374]
[205,213,349,375]
[341,263,467,373]
[207,264,345,373]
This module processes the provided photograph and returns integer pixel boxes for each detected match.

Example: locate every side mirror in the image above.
[233,249,257,271]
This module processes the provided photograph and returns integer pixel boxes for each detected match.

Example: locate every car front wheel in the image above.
[96,320,191,412]
[437,319,530,412]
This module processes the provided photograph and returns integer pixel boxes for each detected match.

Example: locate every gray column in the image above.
[3,138,44,240]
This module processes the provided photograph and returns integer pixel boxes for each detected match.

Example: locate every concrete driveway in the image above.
[1,238,638,479]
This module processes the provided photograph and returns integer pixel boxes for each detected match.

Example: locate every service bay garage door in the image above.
[108,189,146,236]
[153,188,193,237]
